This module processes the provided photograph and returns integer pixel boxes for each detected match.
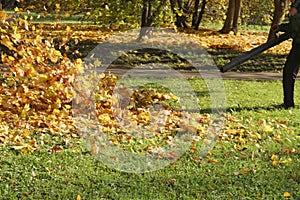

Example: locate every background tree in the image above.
[139,0,167,40]
[169,0,207,30]
[192,0,206,30]
[219,0,242,34]
[1,0,18,9]
[268,0,289,40]
[5,0,284,37]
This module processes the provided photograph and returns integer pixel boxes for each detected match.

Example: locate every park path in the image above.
[0,63,293,81]
[105,68,287,81]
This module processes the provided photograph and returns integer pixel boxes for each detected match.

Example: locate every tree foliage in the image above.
[16,0,284,29]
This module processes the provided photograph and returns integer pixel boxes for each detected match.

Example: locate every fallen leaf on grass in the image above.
[283,192,291,198]
[76,195,81,200]
[234,168,249,175]
[263,125,273,133]
[207,159,218,163]
[271,154,277,166]
[50,146,64,152]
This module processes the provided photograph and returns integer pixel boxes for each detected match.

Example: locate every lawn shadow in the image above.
[208,48,287,72]
[180,104,294,114]
[226,104,295,113]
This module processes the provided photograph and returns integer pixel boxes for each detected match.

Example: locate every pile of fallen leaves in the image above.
[0,18,214,154]
[0,18,82,152]
[72,72,213,156]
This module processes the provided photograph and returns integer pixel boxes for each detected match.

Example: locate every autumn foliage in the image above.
[0,12,292,153]
[0,18,81,151]
[0,17,210,153]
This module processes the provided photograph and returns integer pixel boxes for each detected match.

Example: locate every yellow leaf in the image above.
[21,104,30,118]
[239,168,248,175]
[98,114,111,123]
[53,109,60,114]
[283,192,291,197]
[22,130,31,137]
[263,125,273,132]
[14,7,19,12]
[256,194,262,198]
[12,33,21,40]
[36,56,43,63]
[271,154,277,161]
[279,157,292,164]
[229,31,235,35]
[76,59,84,73]
[8,56,15,61]
[76,194,81,200]
[39,74,48,81]
[22,85,29,93]
[65,105,71,110]
[29,65,37,76]
[226,129,236,135]
[66,26,71,32]
[0,11,7,20]
[94,59,101,67]
[55,4,61,9]
[208,159,218,163]
[64,13,71,17]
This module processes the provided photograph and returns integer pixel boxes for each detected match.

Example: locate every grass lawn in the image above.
[0,13,298,199]
[1,79,300,199]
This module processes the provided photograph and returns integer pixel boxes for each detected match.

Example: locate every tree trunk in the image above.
[219,0,235,33]
[192,0,200,27]
[268,0,289,41]
[219,0,241,34]
[1,0,17,9]
[139,0,167,41]
[232,0,241,34]
[193,0,206,30]
[170,0,190,28]
[139,0,153,40]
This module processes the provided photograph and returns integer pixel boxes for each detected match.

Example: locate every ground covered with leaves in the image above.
[0,18,299,199]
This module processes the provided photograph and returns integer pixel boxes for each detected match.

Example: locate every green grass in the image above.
[5,10,91,24]
[200,23,270,33]
[1,79,300,199]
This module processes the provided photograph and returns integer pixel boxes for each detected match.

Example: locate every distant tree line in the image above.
[2,0,293,40]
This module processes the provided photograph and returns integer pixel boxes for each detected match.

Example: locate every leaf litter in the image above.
[0,15,298,166]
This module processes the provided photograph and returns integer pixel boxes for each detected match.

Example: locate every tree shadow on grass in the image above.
[180,104,293,114]
[53,39,288,73]
[226,104,294,113]
[208,48,287,72]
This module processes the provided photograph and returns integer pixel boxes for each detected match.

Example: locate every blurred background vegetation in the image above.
[0,0,289,31]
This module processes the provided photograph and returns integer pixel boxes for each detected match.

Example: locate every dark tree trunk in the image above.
[139,0,167,41]
[193,0,206,30]
[220,0,235,33]
[219,0,241,34]
[268,0,289,41]
[232,0,241,33]
[170,0,190,28]
[192,0,200,27]
[139,0,153,40]
[1,0,17,9]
